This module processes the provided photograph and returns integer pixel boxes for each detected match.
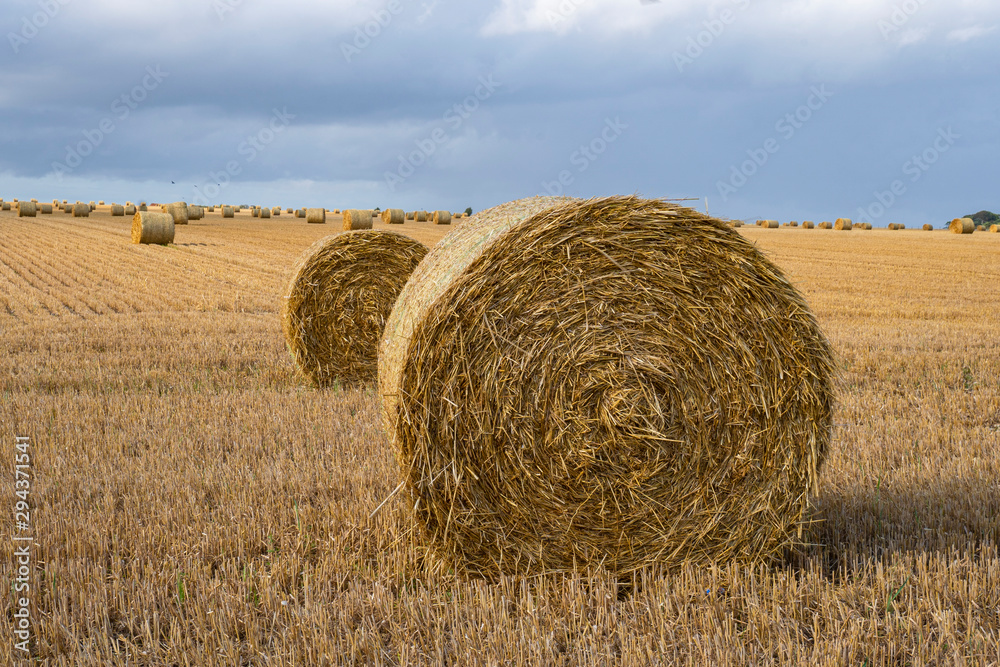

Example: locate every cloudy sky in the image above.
[1,0,997,226]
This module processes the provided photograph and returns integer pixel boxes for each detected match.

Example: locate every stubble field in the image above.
[1,206,999,665]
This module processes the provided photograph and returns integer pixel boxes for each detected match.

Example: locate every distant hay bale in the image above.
[139,203,147,211]
[124,204,136,216]
[990,225,999,233]
[188,205,204,220]
[406,211,414,220]
[975,224,985,232]
[283,230,428,387]
[39,204,52,214]
[271,207,281,216]
[922,224,933,231]
[72,203,90,217]
[260,207,271,219]
[343,209,373,230]
[763,220,779,228]
[18,201,37,217]
[732,221,743,228]
[89,201,96,211]
[864,223,873,230]
[789,221,798,227]
[433,210,452,225]
[222,206,234,218]
[286,208,293,214]
[950,218,974,234]
[98,200,105,205]
[0,202,9,211]
[62,204,72,214]
[207,206,215,213]
[414,210,428,222]
[834,218,852,231]
[111,204,125,216]
[131,211,175,245]
[888,223,898,230]
[306,208,326,224]
[382,208,405,224]
[802,221,815,229]
[379,195,834,578]
[295,209,306,218]
[164,202,188,225]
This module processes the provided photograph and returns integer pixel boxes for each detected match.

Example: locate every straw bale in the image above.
[379,195,834,577]
[382,208,405,224]
[433,210,452,225]
[17,201,36,217]
[131,211,175,245]
[72,203,89,217]
[834,218,852,231]
[950,218,974,234]
[306,208,326,224]
[343,209,374,230]
[111,204,125,216]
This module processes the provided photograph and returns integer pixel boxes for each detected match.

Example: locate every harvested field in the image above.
[0,206,998,664]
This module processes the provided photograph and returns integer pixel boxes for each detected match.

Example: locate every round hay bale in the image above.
[406,211,415,220]
[72,203,90,217]
[864,223,873,230]
[379,195,835,578]
[39,204,53,214]
[950,218,974,234]
[887,223,897,230]
[165,202,188,225]
[89,201,96,211]
[975,224,985,232]
[131,211,175,245]
[111,204,125,216]
[732,220,743,228]
[295,209,306,218]
[382,208,405,224]
[343,209,373,230]
[62,204,72,214]
[207,206,215,213]
[802,221,815,229]
[0,202,8,211]
[124,204,136,216]
[433,210,452,225]
[286,208,294,214]
[221,206,234,218]
[260,207,271,219]
[283,230,428,387]
[98,200,105,205]
[306,208,326,224]
[188,205,204,220]
[271,207,281,216]
[414,210,428,222]
[789,221,798,227]
[17,201,37,217]
[834,218,852,230]
[763,220,779,228]
[989,225,999,233]
[922,223,933,231]
[139,203,147,211]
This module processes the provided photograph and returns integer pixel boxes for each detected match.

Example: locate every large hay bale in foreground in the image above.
[164,202,189,225]
[283,230,428,387]
[834,218,852,230]
[18,201,37,217]
[131,211,175,245]
[950,218,974,234]
[72,203,89,217]
[433,210,452,225]
[382,208,405,224]
[379,195,834,578]
[343,209,374,230]
[306,208,325,224]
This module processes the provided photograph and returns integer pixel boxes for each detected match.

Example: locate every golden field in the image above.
[1,207,999,665]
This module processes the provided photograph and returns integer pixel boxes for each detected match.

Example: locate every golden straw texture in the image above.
[306,208,325,224]
[379,195,834,578]
[950,218,974,234]
[131,211,175,245]
[282,230,428,387]
[343,210,374,231]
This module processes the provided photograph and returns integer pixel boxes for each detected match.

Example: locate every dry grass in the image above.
[0,206,998,665]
